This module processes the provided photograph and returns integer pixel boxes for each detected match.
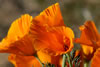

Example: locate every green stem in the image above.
[34,55,44,67]
[66,54,72,67]
[62,54,67,67]
[84,61,89,67]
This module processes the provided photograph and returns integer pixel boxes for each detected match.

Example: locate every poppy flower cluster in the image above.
[0,3,99,67]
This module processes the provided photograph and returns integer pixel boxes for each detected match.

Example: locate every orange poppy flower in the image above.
[75,21,100,47]
[74,21,100,66]
[0,3,74,67]
[0,14,35,56]
[75,21,99,59]
[29,3,74,56]
[0,14,41,67]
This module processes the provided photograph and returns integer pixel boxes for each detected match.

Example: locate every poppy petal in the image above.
[81,45,94,60]
[37,51,61,67]
[91,48,100,67]
[31,26,74,55]
[32,3,64,27]
[8,54,41,67]
[0,14,34,55]
[84,21,100,42]
[75,21,100,47]
[6,14,32,42]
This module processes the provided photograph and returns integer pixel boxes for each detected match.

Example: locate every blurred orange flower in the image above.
[75,21,100,66]
[29,3,74,56]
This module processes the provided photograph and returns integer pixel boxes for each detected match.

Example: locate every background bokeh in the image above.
[0,0,100,67]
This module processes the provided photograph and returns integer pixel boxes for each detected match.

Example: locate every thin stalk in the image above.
[84,61,89,67]
[66,54,72,67]
[62,54,67,67]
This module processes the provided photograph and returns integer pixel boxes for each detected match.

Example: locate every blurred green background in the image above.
[0,0,100,67]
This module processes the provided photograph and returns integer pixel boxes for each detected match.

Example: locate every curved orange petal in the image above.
[7,14,32,41]
[37,51,61,67]
[0,35,35,55]
[32,3,64,27]
[75,31,92,46]
[8,54,41,67]
[30,26,74,55]
[91,48,100,67]
[75,21,100,47]
[84,21,100,42]
[0,14,35,55]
